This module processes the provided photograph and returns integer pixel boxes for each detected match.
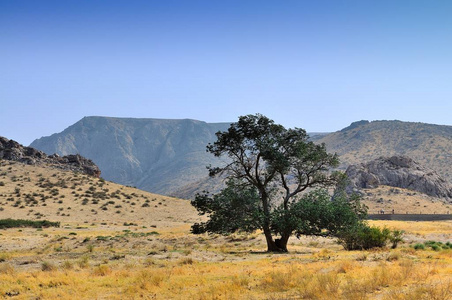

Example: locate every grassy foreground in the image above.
[1,220,452,299]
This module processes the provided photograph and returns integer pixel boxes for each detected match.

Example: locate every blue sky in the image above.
[2,0,452,145]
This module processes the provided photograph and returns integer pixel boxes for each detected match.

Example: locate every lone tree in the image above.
[191,114,366,252]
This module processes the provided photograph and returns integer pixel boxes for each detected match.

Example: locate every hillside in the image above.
[317,120,452,182]
[0,159,199,226]
[30,117,230,196]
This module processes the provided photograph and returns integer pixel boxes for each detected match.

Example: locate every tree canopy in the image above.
[191,114,366,252]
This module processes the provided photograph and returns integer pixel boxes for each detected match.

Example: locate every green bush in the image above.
[338,223,393,250]
[0,219,60,229]
[389,230,405,249]
[413,243,425,250]
[431,244,441,251]
[413,241,452,251]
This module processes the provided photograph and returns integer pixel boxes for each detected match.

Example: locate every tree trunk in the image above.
[275,234,290,252]
[263,227,289,252]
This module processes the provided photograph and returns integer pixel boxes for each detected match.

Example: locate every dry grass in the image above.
[361,186,452,214]
[1,161,452,298]
[0,220,451,299]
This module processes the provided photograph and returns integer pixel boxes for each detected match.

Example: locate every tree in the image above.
[191,114,365,252]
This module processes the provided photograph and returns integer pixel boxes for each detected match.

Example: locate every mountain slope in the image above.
[31,117,230,196]
[317,120,452,182]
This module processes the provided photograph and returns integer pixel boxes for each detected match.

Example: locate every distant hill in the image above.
[317,120,452,182]
[31,117,230,196]
[30,117,452,199]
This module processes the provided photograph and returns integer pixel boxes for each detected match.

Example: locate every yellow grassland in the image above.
[1,160,452,299]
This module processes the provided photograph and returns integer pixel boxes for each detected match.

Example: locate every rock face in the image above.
[30,117,230,196]
[346,155,452,199]
[316,120,452,183]
[0,136,101,177]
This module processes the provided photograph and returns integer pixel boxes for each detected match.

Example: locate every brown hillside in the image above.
[0,160,199,227]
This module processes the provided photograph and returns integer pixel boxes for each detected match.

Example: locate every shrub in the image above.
[431,244,441,251]
[413,243,425,250]
[93,264,111,276]
[389,230,405,249]
[338,223,391,250]
[0,219,60,229]
[61,260,73,270]
[78,256,90,268]
[424,240,450,251]
[41,261,57,271]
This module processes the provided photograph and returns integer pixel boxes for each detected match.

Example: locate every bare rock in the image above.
[346,155,452,199]
[0,136,100,177]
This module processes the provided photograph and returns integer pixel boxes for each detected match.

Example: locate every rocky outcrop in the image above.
[316,120,452,183]
[346,155,452,199]
[0,136,100,177]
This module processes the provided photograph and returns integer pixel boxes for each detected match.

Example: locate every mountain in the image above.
[317,120,452,183]
[30,117,452,199]
[30,117,230,196]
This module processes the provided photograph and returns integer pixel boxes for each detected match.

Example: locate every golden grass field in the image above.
[1,160,452,299]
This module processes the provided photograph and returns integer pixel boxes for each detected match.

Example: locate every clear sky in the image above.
[2,0,452,145]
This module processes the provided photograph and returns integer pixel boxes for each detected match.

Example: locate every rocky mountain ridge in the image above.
[346,155,452,199]
[0,136,100,177]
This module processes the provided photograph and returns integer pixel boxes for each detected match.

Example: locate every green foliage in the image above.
[418,240,452,251]
[191,180,263,234]
[191,114,364,252]
[389,229,405,249]
[413,243,425,250]
[269,190,367,238]
[0,218,60,229]
[338,224,394,250]
[431,244,441,251]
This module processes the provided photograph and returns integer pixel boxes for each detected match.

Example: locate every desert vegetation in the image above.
[0,160,197,226]
[1,219,452,299]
